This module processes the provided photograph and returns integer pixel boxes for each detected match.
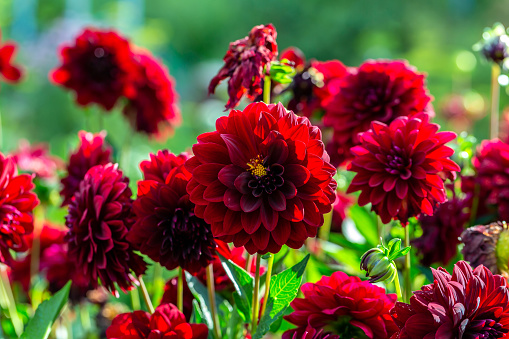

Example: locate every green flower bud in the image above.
[360,238,410,283]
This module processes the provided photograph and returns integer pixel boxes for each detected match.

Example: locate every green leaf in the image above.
[21,281,71,339]
[349,205,379,247]
[191,299,204,325]
[219,255,254,323]
[253,254,310,339]
[226,306,242,339]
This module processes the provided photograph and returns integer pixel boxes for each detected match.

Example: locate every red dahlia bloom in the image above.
[0,153,39,264]
[123,50,180,138]
[209,24,278,110]
[65,163,146,295]
[50,28,137,110]
[186,102,337,254]
[390,261,509,338]
[283,271,398,339]
[60,131,113,206]
[347,114,460,225]
[10,140,63,180]
[324,60,432,165]
[280,47,305,69]
[0,30,23,86]
[127,151,216,273]
[106,303,208,339]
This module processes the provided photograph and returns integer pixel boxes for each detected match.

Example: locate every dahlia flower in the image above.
[65,163,146,294]
[209,24,278,110]
[186,102,337,254]
[390,261,509,338]
[127,151,216,273]
[123,50,180,138]
[50,28,137,110]
[0,30,23,86]
[0,153,39,264]
[283,271,398,339]
[461,222,505,275]
[60,131,112,206]
[106,303,208,339]
[347,114,460,224]
[10,140,63,180]
[324,60,432,165]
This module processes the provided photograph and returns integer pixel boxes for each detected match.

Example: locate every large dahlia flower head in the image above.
[186,102,337,254]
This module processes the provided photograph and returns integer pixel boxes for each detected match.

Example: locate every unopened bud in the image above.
[360,238,409,283]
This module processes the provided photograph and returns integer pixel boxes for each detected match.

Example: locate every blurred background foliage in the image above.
[0,0,507,186]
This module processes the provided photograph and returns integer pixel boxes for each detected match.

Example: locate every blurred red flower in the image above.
[106,303,208,339]
[283,271,398,339]
[186,102,337,254]
[209,24,278,110]
[390,261,509,338]
[65,163,146,295]
[324,60,432,165]
[347,114,460,224]
[0,30,23,86]
[330,191,354,233]
[123,50,180,138]
[60,131,112,206]
[50,28,137,110]
[10,140,63,181]
[0,153,38,265]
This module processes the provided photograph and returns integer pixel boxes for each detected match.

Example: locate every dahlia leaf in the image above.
[349,205,378,247]
[253,254,310,339]
[219,255,254,323]
[21,281,71,339]
[191,299,205,325]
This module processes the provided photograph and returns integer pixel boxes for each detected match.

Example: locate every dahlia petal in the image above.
[221,134,252,167]
[241,211,262,234]
[193,164,224,186]
[218,165,244,189]
[383,176,397,192]
[261,199,278,231]
[240,194,262,213]
[193,143,230,165]
[281,198,304,222]
[251,228,270,251]
[203,181,227,202]
[267,139,289,165]
[395,181,408,200]
[271,219,291,246]
[223,189,242,211]
[284,164,310,187]
[268,190,286,211]
[234,172,253,195]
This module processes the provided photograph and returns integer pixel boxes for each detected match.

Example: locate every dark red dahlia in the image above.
[209,24,278,110]
[60,131,113,206]
[0,153,39,265]
[324,60,432,165]
[65,163,146,295]
[10,140,63,180]
[283,271,398,339]
[50,28,137,110]
[390,261,509,338]
[127,151,216,274]
[106,303,208,339]
[347,114,460,224]
[0,30,23,86]
[412,190,470,266]
[186,102,337,254]
[123,50,180,138]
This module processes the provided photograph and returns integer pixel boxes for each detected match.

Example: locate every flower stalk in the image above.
[139,275,154,313]
[0,264,23,336]
[263,75,271,104]
[177,267,184,313]
[404,226,411,302]
[491,64,501,139]
[260,253,274,318]
[251,254,262,334]
[206,264,221,339]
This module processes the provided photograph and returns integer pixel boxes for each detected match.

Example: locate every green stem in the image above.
[317,210,333,260]
[251,255,262,334]
[394,272,403,302]
[260,254,274,318]
[263,75,271,104]
[206,264,221,339]
[130,287,141,311]
[0,264,23,336]
[177,267,184,313]
[404,226,411,303]
[491,64,501,139]
[245,253,252,271]
[139,276,154,313]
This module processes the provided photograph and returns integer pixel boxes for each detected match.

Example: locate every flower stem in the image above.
[404,226,411,303]
[245,253,252,271]
[177,267,184,313]
[0,264,23,336]
[260,253,274,318]
[206,264,221,339]
[130,287,141,311]
[263,75,271,104]
[251,255,262,334]
[491,64,501,139]
[317,210,333,260]
[394,272,403,302]
[139,275,154,313]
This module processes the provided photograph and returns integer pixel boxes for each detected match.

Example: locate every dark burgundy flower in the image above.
[209,24,278,110]
[0,153,39,265]
[324,60,432,165]
[127,151,216,274]
[347,114,460,225]
[330,191,354,233]
[10,140,63,180]
[123,50,180,138]
[186,102,337,254]
[412,190,470,266]
[60,131,113,206]
[106,303,208,339]
[65,163,147,295]
[283,271,398,339]
[461,222,505,275]
[390,261,509,338]
[0,30,23,86]
[50,28,137,110]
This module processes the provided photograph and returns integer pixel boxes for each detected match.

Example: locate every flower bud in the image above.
[360,248,396,283]
[474,23,509,64]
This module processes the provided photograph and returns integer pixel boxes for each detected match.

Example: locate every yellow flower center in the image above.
[247,155,267,177]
